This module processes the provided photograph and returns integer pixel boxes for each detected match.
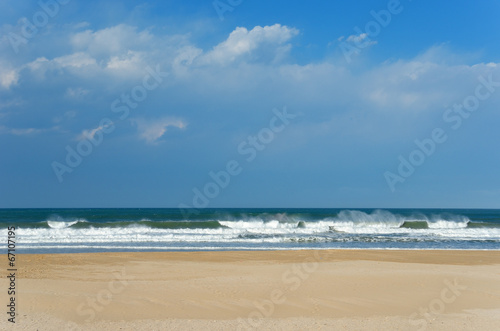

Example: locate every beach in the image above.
[1,250,499,330]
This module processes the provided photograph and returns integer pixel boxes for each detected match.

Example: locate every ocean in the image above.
[2,208,500,254]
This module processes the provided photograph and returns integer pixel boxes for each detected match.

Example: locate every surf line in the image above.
[178,106,297,217]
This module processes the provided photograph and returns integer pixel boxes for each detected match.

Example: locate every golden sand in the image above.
[1,250,499,330]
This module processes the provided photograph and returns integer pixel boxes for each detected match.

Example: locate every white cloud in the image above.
[3,23,500,147]
[0,62,19,89]
[26,52,97,78]
[71,24,153,57]
[358,46,500,111]
[0,69,18,89]
[345,33,377,48]
[132,117,187,144]
[53,52,97,68]
[72,22,90,30]
[105,50,145,75]
[21,25,178,81]
[77,122,113,141]
[172,46,203,77]
[13,24,301,87]
[200,24,299,65]
[25,57,50,71]
[346,33,366,43]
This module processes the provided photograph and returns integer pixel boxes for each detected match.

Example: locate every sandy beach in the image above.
[1,250,499,330]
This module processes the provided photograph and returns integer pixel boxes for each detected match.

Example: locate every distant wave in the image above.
[3,208,499,253]
[46,215,87,229]
[36,210,500,233]
[325,210,471,232]
[6,209,497,253]
[137,219,223,229]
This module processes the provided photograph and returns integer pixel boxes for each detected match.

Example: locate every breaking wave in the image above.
[9,209,500,252]
[46,215,87,229]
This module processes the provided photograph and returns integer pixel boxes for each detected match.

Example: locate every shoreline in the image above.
[2,249,499,330]
[11,248,500,263]
[16,247,500,257]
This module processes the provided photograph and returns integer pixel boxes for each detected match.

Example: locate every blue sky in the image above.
[1,0,500,208]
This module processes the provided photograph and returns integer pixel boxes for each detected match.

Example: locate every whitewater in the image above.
[2,208,500,253]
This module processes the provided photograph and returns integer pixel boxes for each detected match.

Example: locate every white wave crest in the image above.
[46,215,86,229]
[427,220,469,229]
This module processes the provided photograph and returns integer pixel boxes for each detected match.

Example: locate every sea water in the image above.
[1,208,499,253]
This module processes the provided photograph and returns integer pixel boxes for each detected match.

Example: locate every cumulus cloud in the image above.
[132,117,187,144]
[71,24,153,57]
[358,46,500,112]
[172,46,203,77]
[25,52,98,79]
[105,50,146,75]
[53,52,97,68]
[0,63,19,89]
[0,69,18,89]
[77,122,113,141]
[2,22,499,148]
[24,48,147,80]
[345,33,377,47]
[18,24,186,81]
[10,24,301,86]
[200,24,299,65]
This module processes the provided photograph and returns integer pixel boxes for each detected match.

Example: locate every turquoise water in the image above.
[1,208,500,253]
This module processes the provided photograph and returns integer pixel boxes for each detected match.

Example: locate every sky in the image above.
[1,0,500,208]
